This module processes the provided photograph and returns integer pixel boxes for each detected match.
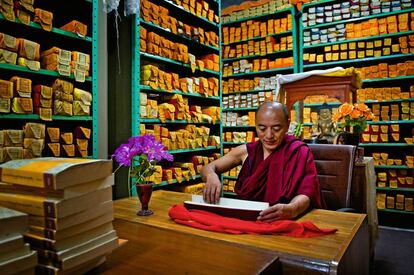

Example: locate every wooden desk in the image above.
[110,191,369,275]
[94,219,281,275]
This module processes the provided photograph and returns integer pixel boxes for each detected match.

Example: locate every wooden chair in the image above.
[308,144,357,211]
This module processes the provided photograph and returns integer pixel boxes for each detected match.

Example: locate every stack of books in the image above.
[0,157,118,274]
[0,207,37,275]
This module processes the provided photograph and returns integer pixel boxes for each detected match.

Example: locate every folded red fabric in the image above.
[169,204,337,238]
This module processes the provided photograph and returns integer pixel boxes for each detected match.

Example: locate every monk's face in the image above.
[255,106,289,152]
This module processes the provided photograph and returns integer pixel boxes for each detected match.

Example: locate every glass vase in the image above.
[136,183,154,216]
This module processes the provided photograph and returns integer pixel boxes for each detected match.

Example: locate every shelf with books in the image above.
[359,143,414,147]
[223,66,295,78]
[139,19,220,52]
[153,175,202,189]
[141,52,219,76]
[367,120,414,125]
[221,7,293,26]
[222,30,292,46]
[0,63,93,82]
[303,102,342,107]
[0,0,99,159]
[139,85,220,100]
[168,146,218,154]
[222,107,257,112]
[222,49,293,62]
[131,0,221,194]
[377,208,414,215]
[363,75,414,83]
[364,99,414,104]
[0,14,92,42]
[0,114,93,121]
[375,165,414,169]
[303,30,414,50]
[303,54,414,70]
[377,187,414,192]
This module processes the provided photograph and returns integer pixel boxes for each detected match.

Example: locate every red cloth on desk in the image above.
[235,135,322,208]
[169,204,337,237]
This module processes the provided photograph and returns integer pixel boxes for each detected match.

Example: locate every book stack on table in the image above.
[0,207,37,275]
[0,158,119,274]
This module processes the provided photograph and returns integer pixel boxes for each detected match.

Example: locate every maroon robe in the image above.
[235,135,322,208]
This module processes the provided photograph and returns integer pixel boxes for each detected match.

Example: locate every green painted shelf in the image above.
[223,142,244,145]
[364,99,414,104]
[375,165,414,169]
[0,63,92,81]
[141,52,219,76]
[140,19,219,52]
[153,175,202,188]
[301,0,336,9]
[303,102,342,107]
[303,54,414,69]
[377,187,414,192]
[168,146,218,154]
[222,7,292,26]
[223,88,275,95]
[363,75,414,83]
[139,85,220,100]
[303,8,414,30]
[161,0,219,28]
[303,122,313,126]
[377,208,414,215]
[140,118,219,125]
[0,114,93,121]
[222,31,292,46]
[303,30,414,49]
[359,143,414,147]
[222,107,257,111]
[223,49,293,62]
[223,66,294,78]
[368,120,414,125]
[223,176,238,180]
[0,14,92,42]
[223,191,237,196]
[222,125,255,128]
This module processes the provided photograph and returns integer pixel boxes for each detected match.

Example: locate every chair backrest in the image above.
[308,144,357,210]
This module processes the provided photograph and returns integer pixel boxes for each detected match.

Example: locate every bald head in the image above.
[255,101,289,123]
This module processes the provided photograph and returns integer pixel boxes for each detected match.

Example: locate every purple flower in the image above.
[112,134,173,167]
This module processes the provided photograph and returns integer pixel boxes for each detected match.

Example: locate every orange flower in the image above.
[365,110,374,120]
[354,103,369,112]
[338,102,353,116]
[350,109,362,119]
[332,112,342,122]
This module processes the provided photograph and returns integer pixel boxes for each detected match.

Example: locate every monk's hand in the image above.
[203,173,221,204]
[257,203,296,222]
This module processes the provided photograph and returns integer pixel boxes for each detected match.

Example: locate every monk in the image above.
[201,102,322,222]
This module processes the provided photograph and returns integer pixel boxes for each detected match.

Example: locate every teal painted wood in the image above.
[0,14,92,42]
[303,8,414,31]
[303,102,342,107]
[0,63,92,81]
[223,176,238,180]
[152,175,202,189]
[303,54,414,69]
[303,30,414,50]
[140,19,219,52]
[223,66,294,78]
[290,7,299,73]
[140,118,220,125]
[375,166,414,169]
[91,0,98,158]
[377,208,414,215]
[223,191,237,197]
[363,75,414,83]
[140,85,220,100]
[223,142,244,145]
[303,122,313,126]
[377,187,414,192]
[359,143,414,147]
[364,98,414,104]
[222,30,292,46]
[223,49,293,62]
[222,107,257,111]
[367,120,414,125]
[218,0,224,195]
[132,15,140,138]
[0,114,93,121]
[222,125,255,128]
[222,7,292,26]
[168,146,218,154]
